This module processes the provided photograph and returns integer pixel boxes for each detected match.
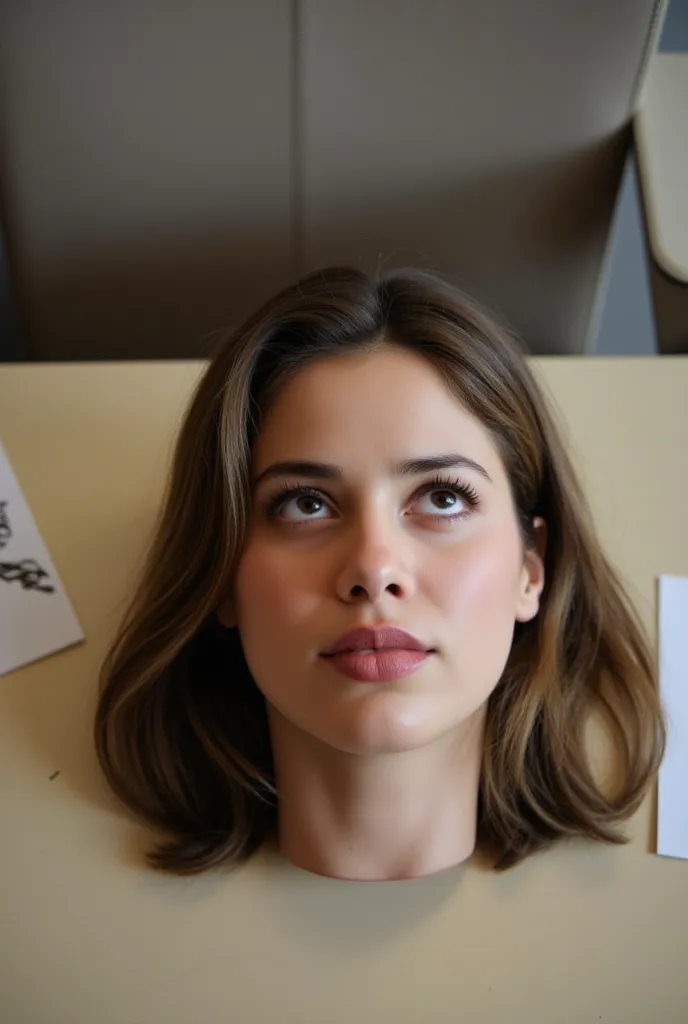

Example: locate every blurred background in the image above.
[0,0,686,361]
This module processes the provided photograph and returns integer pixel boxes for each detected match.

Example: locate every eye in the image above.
[265,484,333,522]
[409,475,480,521]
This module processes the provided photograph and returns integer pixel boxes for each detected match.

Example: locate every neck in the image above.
[267,709,486,881]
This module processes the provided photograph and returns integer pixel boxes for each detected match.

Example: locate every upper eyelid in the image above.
[269,479,460,498]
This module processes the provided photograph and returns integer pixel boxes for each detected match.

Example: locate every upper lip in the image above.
[321,627,434,656]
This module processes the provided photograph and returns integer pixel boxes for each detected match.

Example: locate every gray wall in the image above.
[661,0,688,47]
[1,0,295,360]
[591,153,658,356]
[0,1,667,360]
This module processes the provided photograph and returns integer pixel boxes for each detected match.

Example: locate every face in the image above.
[223,346,545,756]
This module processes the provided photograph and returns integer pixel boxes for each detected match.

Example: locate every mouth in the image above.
[320,644,434,684]
[321,626,435,658]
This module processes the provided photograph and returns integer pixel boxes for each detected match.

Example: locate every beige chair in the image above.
[0,1,668,359]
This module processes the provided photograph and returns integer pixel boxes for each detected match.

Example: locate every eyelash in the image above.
[264,474,481,526]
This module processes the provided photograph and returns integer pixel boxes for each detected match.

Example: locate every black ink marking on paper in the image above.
[49,771,60,781]
[0,501,55,592]
[1,559,55,592]
[0,501,11,550]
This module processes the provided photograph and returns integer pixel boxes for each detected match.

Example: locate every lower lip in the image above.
[322,649,432,682]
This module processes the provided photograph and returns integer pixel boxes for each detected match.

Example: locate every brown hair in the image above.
[95,266,666,873]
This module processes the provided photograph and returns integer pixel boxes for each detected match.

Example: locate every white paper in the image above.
[657,574,688,860]
[0,441,84,676]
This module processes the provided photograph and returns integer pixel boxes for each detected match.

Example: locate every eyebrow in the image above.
[252,453,493,488]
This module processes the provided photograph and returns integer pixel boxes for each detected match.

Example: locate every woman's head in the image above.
[95,266,665,873]
[225,341,546,760]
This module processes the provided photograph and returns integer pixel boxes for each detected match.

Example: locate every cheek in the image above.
[432,527,524,645]
[234,540,318,640]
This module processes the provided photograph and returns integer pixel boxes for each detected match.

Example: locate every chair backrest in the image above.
[0,1,667,359]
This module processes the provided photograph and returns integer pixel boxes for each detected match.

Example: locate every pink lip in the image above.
[322,626,433,656]
[321,626,434,682]
[324,649,432,682]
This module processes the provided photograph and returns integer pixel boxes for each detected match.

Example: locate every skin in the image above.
[220,345,546,880]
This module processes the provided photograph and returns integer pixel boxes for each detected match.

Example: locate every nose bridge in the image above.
[337,493,412,601]
[355,494,398,560]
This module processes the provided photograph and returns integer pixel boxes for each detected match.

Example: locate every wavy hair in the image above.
[95,266,666,873]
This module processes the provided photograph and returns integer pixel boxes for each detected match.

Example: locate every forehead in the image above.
[252,347,502,475]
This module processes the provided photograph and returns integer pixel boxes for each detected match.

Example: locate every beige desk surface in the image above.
[636,53,688,284]
[1,359,687,1024]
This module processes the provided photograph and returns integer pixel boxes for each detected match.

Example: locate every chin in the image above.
[323,694,456,756]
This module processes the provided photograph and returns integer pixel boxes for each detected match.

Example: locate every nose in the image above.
[335,514,415,605]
